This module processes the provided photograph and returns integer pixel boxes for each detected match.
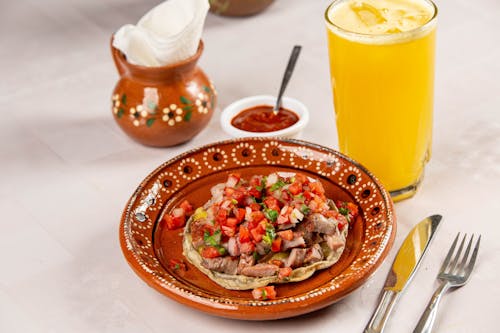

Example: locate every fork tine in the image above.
[464,235,481,279]
[440,233,460,273]
[449,234,467,274]
[457,234,474,274]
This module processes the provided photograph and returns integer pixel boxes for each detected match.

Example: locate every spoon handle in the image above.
[275,45,302,112]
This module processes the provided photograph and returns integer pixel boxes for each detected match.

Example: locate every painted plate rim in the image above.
[119,137,396,320]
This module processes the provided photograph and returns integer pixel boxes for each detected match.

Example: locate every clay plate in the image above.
[119,138,396,320]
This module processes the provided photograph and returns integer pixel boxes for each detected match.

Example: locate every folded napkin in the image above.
[113,0,209,67]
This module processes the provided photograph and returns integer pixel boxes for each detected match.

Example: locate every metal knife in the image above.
[364,214,442,333]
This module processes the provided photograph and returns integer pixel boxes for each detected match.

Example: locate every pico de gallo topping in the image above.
[163,199,194,230]
[184,172,359,298]
[251,285,277,301]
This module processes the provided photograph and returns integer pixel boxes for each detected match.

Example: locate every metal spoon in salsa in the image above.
[230,105,299,132]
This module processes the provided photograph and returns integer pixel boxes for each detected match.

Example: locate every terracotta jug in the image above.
[209,0,275,16]
[110,39,216,147]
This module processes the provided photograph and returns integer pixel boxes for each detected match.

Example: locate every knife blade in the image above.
[364,214,442,333]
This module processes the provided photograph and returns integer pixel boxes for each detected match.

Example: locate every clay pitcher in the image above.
[110,39,216,147]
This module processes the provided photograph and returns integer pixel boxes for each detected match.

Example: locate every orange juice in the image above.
[325,0,437,201]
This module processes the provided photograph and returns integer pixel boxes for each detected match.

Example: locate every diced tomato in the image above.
[347,202,359,218]
[270,260,284,268]
[288,182,302,195]
[308,200,319,212]
[294,173,309,184]
[278,267,292,280]
[337,214,348,231]
[250,211,265,223]
[271,237,282,252]
[309,181,325,195]
[239,241,255,254]
[169,259,187,272]
[164,214,186,230]
[235,208,246,222]
[264,197,280,211]
[250,227,263,242]
[324,210,339,218]
[216,209,228,224]
[201,246,222,258]
[225,217,238,227]
[309,196,325,213]
[252,286,277,300]
[248,175,262,187]
[248,187,262,199]
[221,225,236,237]
[249,203,261,211]
[250,221,267,242]
[232,189,246,205]
[303,190,314,201]
[247,219,259,231]
[277,230,293,241]
[179,200,193,215]
[239,225,251,243]
[224,187,235,197]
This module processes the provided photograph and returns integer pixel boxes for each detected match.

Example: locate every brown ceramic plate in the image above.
[119,138,396,320]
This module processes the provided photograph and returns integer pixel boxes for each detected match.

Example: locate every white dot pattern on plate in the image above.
[314,153,341,177]
[231,142,256,166]
[178,158,201,180]
[261,141,285,164]
[202,147,228,170]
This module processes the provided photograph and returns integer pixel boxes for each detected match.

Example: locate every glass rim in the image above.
[324,0,438,41]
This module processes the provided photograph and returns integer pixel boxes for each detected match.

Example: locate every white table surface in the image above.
[1,0,499,332]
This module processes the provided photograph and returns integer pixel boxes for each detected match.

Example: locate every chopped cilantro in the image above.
[261,288,268,300]
[204,229,221,246]
[255,178,266,191]
[262,224,276,245]
[252,251,261,261]
[270,180,286,192]
[217,246,226,255]
[264,209,279,222]
[339,207,349,216]
[300,204,311,215]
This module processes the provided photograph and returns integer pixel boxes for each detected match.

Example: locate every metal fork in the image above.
[413,233,481,333]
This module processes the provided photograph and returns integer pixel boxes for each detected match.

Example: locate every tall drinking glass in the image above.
[325,0,437,201]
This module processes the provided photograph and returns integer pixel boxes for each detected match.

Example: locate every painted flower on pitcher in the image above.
[126,88,159,127]
[112,93,126,118]
[113,85,216,128]
[162,104,184,126]
[195,92,210,114]
[129,107,144,127]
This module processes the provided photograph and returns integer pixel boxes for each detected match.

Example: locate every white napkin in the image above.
[113,0,209,67]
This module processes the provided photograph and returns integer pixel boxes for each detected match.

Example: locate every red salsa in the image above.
[231,105,299,132]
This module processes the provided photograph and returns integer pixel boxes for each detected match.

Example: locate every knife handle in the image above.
[364,290,400,333]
